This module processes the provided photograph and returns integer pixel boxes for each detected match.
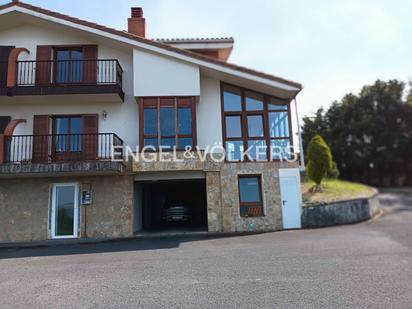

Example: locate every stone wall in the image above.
[302,192,380,228]
[0,175,134,243]
[133,154,297,233]
[213,162,284,233]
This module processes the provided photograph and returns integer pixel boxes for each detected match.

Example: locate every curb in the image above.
[0,230,269,250]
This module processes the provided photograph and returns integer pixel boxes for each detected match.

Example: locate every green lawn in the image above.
[301,179,376,206]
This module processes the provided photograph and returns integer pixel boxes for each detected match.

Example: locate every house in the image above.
[0,1,303,243]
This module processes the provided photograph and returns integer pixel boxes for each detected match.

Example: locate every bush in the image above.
[327,161,340,179]
[307,135,333,187]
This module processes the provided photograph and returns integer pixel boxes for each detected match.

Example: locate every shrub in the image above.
[327,161,340,179]
[307,135,333,188]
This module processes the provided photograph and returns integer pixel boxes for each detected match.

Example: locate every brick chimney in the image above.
[128,7,146,38]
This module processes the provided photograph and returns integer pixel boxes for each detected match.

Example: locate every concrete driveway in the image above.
[0,191,411,308]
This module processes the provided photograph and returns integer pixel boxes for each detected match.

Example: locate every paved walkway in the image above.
[0,191,411,308]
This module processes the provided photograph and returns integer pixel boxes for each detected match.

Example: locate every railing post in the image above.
[0,134,4,164]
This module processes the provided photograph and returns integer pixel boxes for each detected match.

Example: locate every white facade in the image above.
[0,9,300,153]
[133,48,200,97]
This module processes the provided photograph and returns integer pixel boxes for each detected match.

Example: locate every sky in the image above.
[2,0,412,121]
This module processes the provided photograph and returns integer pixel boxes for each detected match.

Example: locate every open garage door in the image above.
[135,179,207,232]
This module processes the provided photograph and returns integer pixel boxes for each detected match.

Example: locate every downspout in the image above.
[294,98,306,172]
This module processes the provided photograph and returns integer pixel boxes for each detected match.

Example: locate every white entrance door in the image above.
[51,183,79,239]
[279,169,302,229]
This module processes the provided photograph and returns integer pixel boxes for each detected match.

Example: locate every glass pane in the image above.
[178,138,192,149]
[247,115,264,137]
[70,50,83,83]
[144,109,158,135]
[144,138,158,148]
[245,91,263,110]
[269,112,289,137]
[225,116,242,138]
[239,177,261,203]
[70,117,82,151]
[55,118,68,152]
[160,138,176,148]
[178,108,192,135]
[247,140,267,161]
[225,140,244,161]
[223,85,242,111]
[55,186,75,236]
[268,97,288,110]
[56,50,70,61]
[270,139,292,160]
[56,51,70,83]
[160,108,176,136]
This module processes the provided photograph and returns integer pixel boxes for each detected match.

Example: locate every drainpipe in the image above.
[294,98,306,172]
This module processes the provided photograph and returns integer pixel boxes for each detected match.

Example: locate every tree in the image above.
[306,135,333,190]
[302,79,412,187]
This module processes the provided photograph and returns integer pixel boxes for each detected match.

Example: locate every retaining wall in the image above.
[302,192,380,228]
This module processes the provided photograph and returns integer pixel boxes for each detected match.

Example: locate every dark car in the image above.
[162,205,192,223]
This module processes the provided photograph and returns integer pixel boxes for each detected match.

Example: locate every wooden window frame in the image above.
[238,175,264,217]
[139,96,197,151]
[53,46,84,85]
[52,115,83,154]
[220,82,293,161]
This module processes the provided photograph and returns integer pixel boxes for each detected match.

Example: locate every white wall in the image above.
[0,23,223,152]
[133,48,200,97]
[0,23,139,149]
[197,76,223,149]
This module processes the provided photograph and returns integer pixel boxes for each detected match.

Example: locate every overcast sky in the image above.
[4,0,412,119]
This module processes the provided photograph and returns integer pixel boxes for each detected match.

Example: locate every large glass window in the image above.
[222,84,292,161]
[238,176,263,217]
[141,97,196,150]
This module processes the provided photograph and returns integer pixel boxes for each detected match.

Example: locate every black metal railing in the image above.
[3,133,124,164]
[15,59,123,88]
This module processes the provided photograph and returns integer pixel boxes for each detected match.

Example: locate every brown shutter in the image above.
[35,46,52,85]
[0,46,14,87]
[0,116,11,134]
[82,45,98,84]
[82,114,98,160]
[32,115,50,163]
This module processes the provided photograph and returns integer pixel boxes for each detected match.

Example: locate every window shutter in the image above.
[32,115,50,163]
[82,114,98,160]
[0,46,14,87]
[35,46,52,85]
[82,45,98,84]
[0,116,11,134]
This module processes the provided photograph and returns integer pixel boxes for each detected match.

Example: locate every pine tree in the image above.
[307,134,333,190]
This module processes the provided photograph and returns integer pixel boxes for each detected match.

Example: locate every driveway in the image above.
[0,191,411,308]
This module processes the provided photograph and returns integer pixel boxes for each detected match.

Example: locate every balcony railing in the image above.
[15,59,123,88]
[3,133,124,164]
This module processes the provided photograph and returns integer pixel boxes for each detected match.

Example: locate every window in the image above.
[53,116,83,152]
[221,83,292,161]
[238,175,263,217]
[54,47,84,83]
[140,97,196,150]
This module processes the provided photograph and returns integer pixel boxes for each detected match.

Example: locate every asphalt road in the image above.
[0,191,411,308]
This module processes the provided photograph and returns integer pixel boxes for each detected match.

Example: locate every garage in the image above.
[133,178,208,232]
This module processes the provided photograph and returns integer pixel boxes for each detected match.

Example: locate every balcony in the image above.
[0,59,124,101]
[0,133,125,176]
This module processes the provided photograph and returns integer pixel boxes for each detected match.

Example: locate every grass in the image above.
[301,179,376,206]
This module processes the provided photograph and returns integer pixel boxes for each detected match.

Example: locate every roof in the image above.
[0,1,302,91]
[156,37,234,44]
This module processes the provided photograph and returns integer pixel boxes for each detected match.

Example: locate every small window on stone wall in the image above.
[238,175,264,217]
